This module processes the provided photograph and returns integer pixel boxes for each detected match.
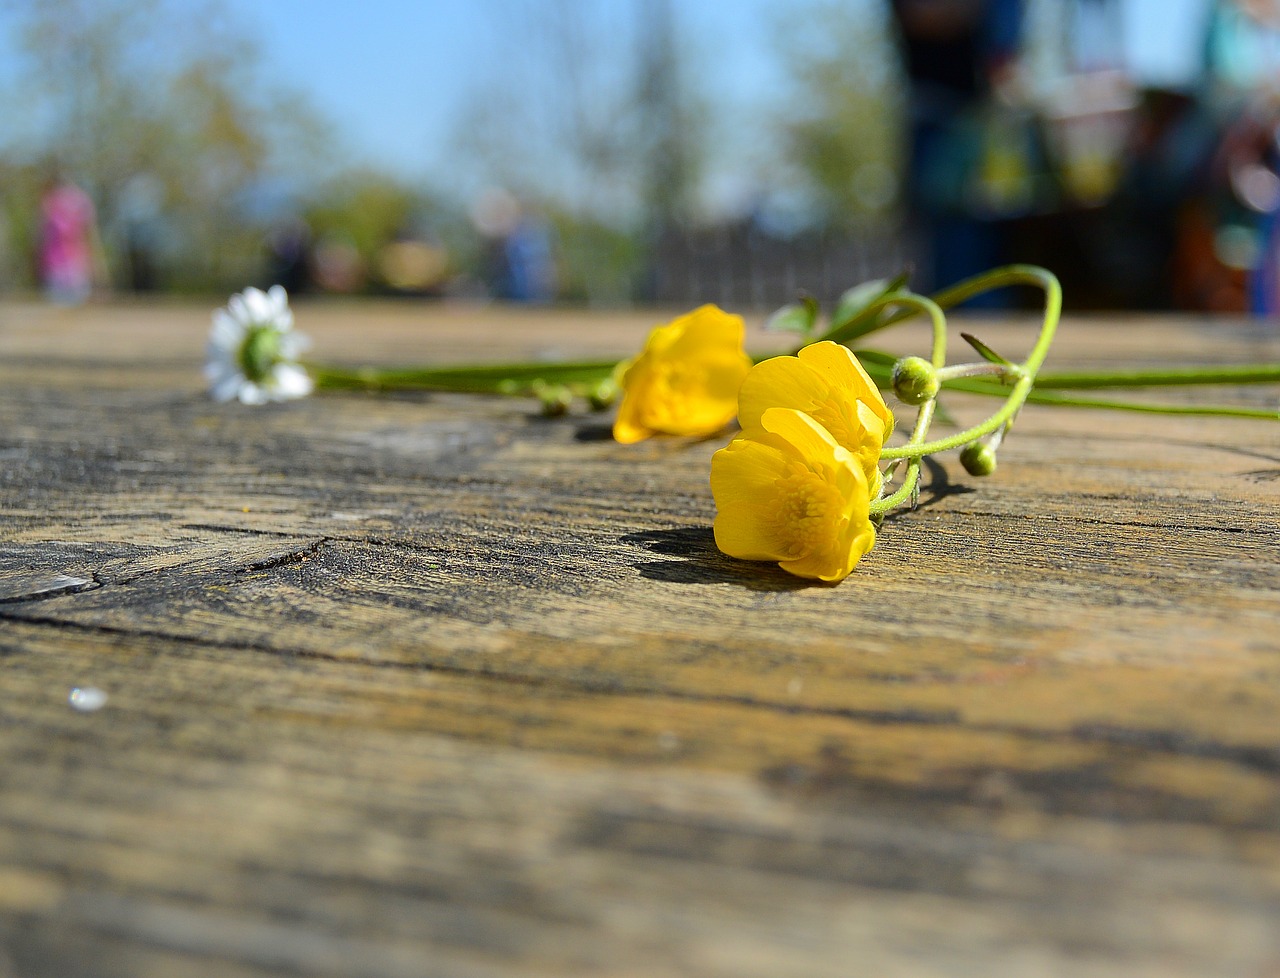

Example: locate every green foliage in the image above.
[304,172,427,262]
[301,169,473,294]
[0,161,43,288]
[548,211,646,305]
[0,0,332,292]
[774,0,905,226]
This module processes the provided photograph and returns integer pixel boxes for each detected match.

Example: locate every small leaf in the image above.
[831,273,908,327]
[960,332,1013,365]
[765,295,820,335]
[822,271,911,344]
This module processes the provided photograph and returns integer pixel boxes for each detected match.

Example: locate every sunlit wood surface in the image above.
[1,296,1278,978]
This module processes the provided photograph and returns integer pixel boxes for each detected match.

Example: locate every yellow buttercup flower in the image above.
[613,304,753,444]
[736,340,892,496]
[711,407,877,582]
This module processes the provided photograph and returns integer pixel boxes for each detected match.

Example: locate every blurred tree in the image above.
[1,0,331,290]
[306,172,425,265]
[773,0,905,226]
[303,168,470,294]
[452,0,708,302]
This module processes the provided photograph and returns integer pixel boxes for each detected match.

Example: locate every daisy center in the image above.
[238,325,283,383]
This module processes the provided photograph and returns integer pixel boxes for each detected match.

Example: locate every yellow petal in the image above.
[710,436,795,560]
[779,518,876,582]
[667,304,746,359]
[612,369,657,443]
[613,305,751,442]
[612,414,652,444]
[758,406,851,474]
[736,355,826,434]
[797,341,894,435]
[850,400,887,483]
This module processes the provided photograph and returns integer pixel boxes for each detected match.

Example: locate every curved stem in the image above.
[880,375,1033,459]
[878,267,1062,461]
[814,287,953,356]
[929,264,1062,325]
[867,290,949,495]
[869,398,936,514]
[818,263,1062,346]
[936,361,1023,382]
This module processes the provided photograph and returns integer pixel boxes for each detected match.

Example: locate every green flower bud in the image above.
[891,356,940,406]
[960,441,998,476]
[538,385,573,417]
[587,377,619,411]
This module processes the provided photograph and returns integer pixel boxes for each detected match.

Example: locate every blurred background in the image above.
[3,0,1280,312]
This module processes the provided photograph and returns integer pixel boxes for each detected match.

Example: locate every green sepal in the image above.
[960,332,1013,366]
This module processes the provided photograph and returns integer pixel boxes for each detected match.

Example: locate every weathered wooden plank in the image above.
[1,299,1278,976]
[3,622,1279,977]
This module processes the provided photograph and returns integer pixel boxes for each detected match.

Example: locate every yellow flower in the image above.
[736,340,892,495]
[711,407,876,582]
[613,304,753,444]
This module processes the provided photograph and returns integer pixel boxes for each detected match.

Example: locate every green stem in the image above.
[809,291,949,365]
[867,291,949,513]
[309,359,617,394]
[1033,364,1280,389]
[880,375,1034,459]
[869,398,937,514]
[854,350,1280,394]
[917,374,1277,419]
[818,263,1062,347]
[935,361,1022,382]
[927,264,1061,322]
[878,267,1062,461]
[1017,389,1279,419]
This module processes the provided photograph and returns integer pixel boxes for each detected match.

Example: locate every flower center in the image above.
[238,325,282,383]
[648,361,703,420]
[774,470,842,557]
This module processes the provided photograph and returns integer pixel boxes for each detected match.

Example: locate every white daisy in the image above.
[205,285,313,405]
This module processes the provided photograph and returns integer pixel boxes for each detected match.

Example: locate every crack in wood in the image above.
[0,573,100,604]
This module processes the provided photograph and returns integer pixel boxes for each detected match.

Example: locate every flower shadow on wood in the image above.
[623,526,815,591]
[881,456,977,517]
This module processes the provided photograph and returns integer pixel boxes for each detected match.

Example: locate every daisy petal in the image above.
[271,363,313,400]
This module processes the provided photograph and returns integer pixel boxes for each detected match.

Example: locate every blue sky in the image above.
[0,0,797,194]
[0,0,1217,195]
[202,0,791,184]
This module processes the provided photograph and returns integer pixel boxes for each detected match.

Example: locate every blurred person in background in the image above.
[266,214,313,296]
[472,188,558,303]
[891,0,1028,301]
[1201,0,1280,312]
[38,174,102,304]
[119,173,167,293]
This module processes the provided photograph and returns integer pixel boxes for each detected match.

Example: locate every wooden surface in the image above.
[1,297,1278,978]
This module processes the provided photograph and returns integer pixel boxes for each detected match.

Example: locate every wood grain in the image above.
[1,297,1278,977]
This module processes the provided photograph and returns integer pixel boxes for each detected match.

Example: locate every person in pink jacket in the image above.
[39,177,98,304]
